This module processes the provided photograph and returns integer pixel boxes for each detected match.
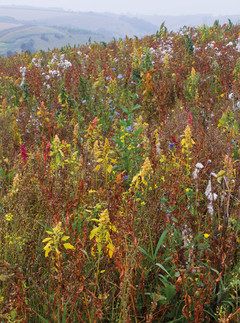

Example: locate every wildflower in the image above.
[205,179,218,201]
[204,233,210,239]
[90,209,116,258]
[188,112,193,126]
[171,135,178,146]
[43,142,51,163]
[82,99,87,104]
[43,222,74,258]
[112,68,116,71]
[5,213,13,221]
[117,74,123,79]
[131,157,152,188]
[193,162,204,179]
[126,125,134,132]
[169,142,174,148]
[106,76,111,81]
[21,144,27,165]
[181,125,195,154]
[195,162,204,169]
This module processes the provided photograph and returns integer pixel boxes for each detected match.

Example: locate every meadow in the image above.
[1,21,240,322]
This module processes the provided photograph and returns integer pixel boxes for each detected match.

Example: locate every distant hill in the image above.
[1,5,240,56]
[0,21,110,56]
[138,14,240,31]
[0,6,158,37]
[0,6,159,56]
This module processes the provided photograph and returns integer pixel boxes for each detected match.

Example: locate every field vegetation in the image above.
[1,21,240,322]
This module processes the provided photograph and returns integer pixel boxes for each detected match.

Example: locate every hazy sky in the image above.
[1,0,240,16]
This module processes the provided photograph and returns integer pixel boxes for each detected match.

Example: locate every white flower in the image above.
[205,179,218,201]
[207,203,214,215]
[192,168,199,180]
[195,162,204,169]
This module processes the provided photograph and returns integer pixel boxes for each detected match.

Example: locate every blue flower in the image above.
[126,126,134,132]
[169,142,174,148]
[112,68,116,71]
[82,99,86,104]
[117,74,123,79]
[123,175,128,181]
[131,81,135,85]
[106,76,111,81]
[114,111,120,116]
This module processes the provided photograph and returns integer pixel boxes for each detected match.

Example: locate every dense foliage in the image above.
[1,22,240,322]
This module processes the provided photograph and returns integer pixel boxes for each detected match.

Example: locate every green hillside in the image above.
[0,23,110,56]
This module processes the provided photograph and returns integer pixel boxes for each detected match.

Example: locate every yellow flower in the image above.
[181,125,195,153]
[131,157,152,189]
[204,233,210,239]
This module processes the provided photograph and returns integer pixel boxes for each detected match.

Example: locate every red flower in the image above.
[43,142,51,163]
[21,144,27,165]
[188,112,193,126]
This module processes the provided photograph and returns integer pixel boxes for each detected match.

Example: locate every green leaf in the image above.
[11,309,17,320]
[120,105,129,114]
[156,263,170,276]
[164,283,176,301]
[35,312,49,323]
[154,229,168,260]
[161,197,168,204]
[132,104,141,111]
[138,246,154,263]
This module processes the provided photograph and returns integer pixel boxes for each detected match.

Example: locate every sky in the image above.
[1,0,240,16]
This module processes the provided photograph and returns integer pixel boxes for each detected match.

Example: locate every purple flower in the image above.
[106,76,111,81]
[82,99,86,104]
[123,175,128,181]
[126,126,133,132]
[114,111,120,116]
[117,74,123,79]
[169,142,174,148]
[131,81,135,85]
[112,68,116,71]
